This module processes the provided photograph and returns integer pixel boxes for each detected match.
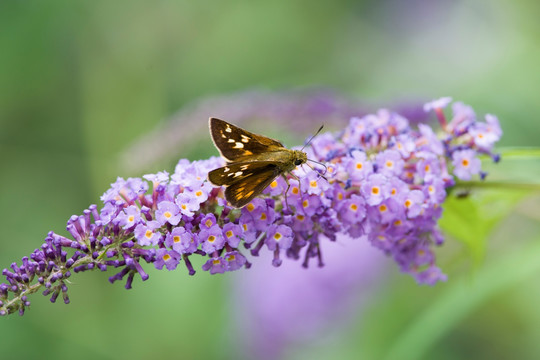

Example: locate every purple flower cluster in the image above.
[0,97,501,316]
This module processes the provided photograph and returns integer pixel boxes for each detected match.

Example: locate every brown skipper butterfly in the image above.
[208,118,323,208]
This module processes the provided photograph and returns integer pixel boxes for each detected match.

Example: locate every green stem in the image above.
[454,181,540,191]
[496,147,540,159]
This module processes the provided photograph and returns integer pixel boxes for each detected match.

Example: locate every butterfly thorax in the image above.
[281,149,307,172]
[234,148,305,170]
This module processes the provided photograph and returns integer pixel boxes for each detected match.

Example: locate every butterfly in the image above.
[207,118,323,208]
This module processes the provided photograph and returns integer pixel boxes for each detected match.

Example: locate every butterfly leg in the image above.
[281,174,291,211]
[282,172,305,214]
[293,173,304,208]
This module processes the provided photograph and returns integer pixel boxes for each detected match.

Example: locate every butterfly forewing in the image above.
[209,117,285,162]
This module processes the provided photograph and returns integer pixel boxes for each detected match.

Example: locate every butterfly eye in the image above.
[294,159,303,166]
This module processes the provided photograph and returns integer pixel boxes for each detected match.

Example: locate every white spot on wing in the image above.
[233,142,244,149]
[235,171,243,177]
[228,139,235,143]
[225,126,232,133]
[241,135,250,143]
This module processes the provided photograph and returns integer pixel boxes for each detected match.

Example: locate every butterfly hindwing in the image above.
[208,161,279,186]
[225,166,280,208]
[209,117,285,162]
[208,161,280,208]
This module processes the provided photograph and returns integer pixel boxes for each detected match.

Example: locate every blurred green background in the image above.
[1,0,540,359]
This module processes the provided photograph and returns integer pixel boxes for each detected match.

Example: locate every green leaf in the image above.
[440,146,540,264]
[439,190,526,265]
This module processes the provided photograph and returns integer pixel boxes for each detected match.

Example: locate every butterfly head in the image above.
[292,150,308,167]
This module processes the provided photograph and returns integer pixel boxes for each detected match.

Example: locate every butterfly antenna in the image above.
[300,125,324,151]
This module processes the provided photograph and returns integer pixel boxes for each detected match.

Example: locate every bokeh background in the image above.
[1,0,540,359]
